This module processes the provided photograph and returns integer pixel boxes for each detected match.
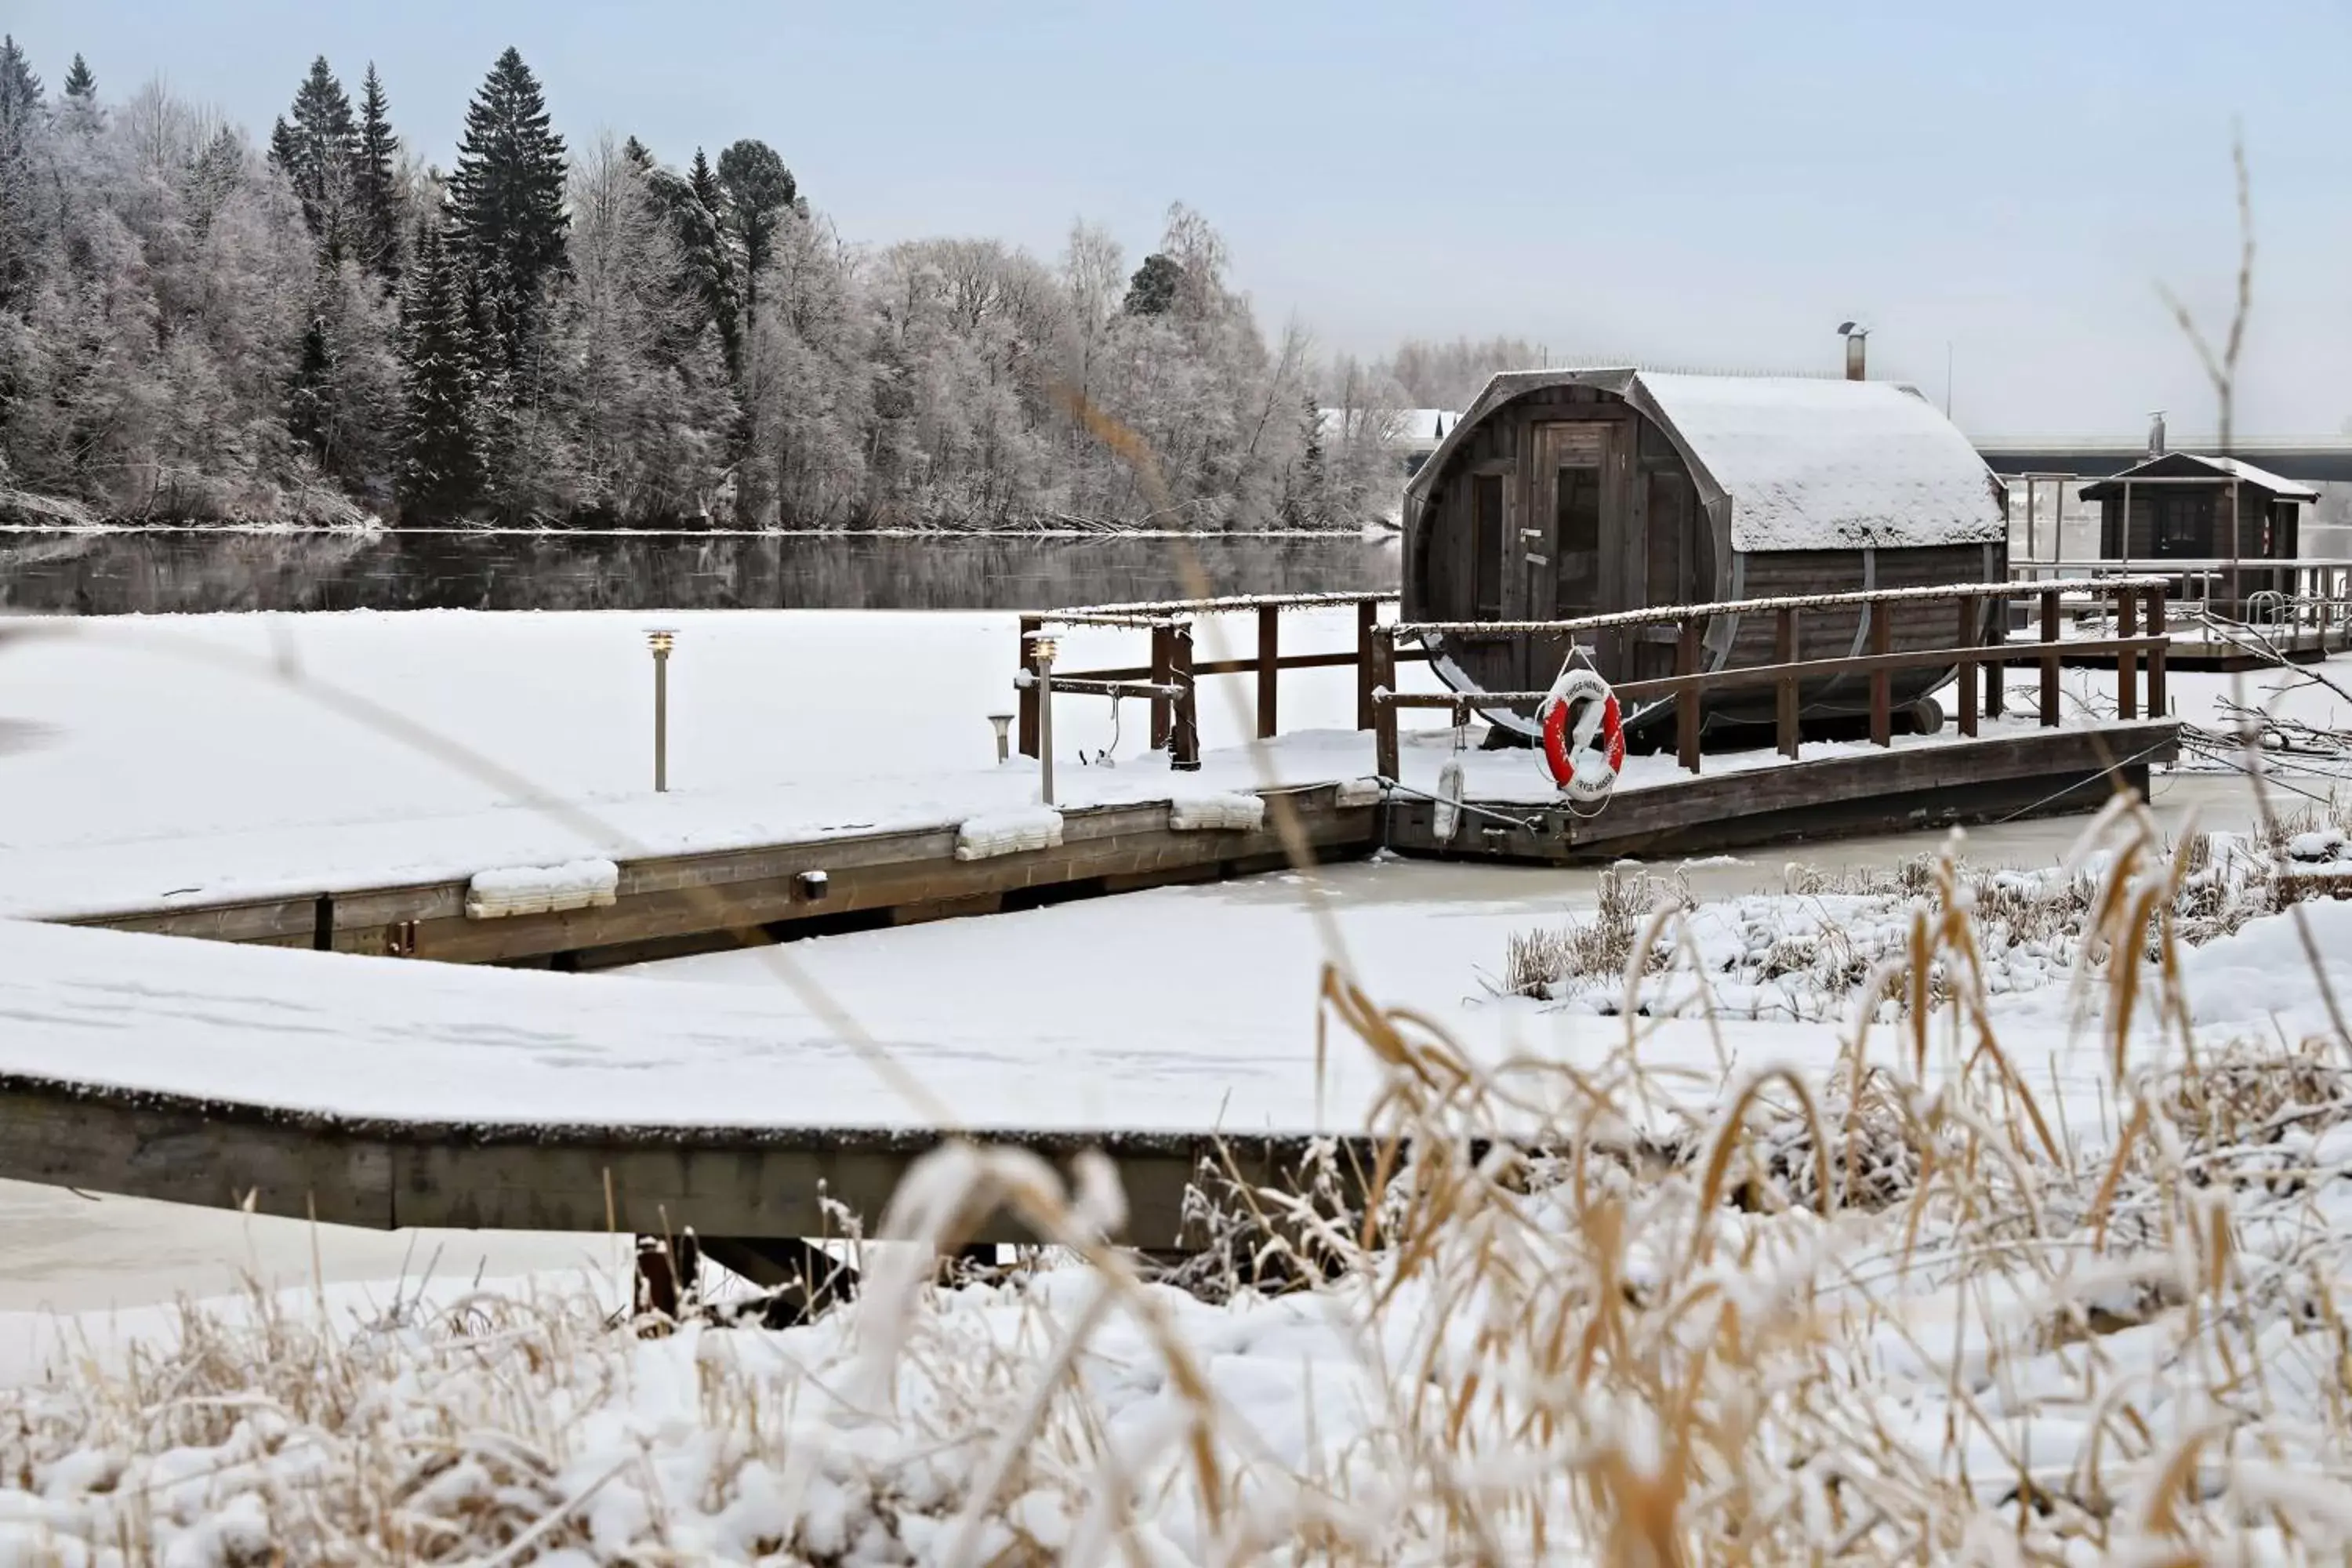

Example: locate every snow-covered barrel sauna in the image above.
[1399,368,2009,739]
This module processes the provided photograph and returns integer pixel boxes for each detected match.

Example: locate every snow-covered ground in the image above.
[0,608,2348,1557]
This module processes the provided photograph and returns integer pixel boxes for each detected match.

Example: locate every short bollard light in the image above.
[1029,633,1059,806]
[987,712,1015,764]
[646,629,677,793]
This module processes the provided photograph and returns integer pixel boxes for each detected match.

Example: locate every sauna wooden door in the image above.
[1524,421,1625,688]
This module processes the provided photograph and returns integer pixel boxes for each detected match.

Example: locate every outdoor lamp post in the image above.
[987,712,1015,764]
[646,629,677,793]
[1029,633,1058,806]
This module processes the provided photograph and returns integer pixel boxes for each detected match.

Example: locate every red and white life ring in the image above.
[1540,666,1625,803]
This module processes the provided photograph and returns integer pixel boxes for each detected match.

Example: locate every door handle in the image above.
[1525,554,1549,568]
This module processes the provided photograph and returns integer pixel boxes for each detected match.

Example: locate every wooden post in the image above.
[2039,590,2062,727]
[1986,592,2005,718]
[634,1232,698,1323]
[1773,607,1799,760]
[2146,582,2168,718]
[1354,599,1378,731]
[1170,622,1200,771]
[1955,595,1979,739]
[1256,605,1280,741]
[1149,622,1174,750]
[1374,639,1401,781]
[1867,604,1892,748]
[312,894,335,953]
[1017,615,1042,759]
[1675,617,1702,774]
[2116,585,2139,722]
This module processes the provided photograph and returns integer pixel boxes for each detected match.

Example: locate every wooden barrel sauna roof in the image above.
[1404,368,2008,554]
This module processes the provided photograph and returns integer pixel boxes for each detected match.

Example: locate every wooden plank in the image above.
[1773,608,1799,760]
[1955,598,1979,739]
[2147,586,2168,717]
[1868,606,1892,747]
[2040,590,2063,727]
[1356,600,1379,730]
[1257,605,1279,740]
[1675,619,1702,773]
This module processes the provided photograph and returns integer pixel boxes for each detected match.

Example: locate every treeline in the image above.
[0,39,1407,532]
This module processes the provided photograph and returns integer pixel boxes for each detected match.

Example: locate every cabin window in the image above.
[1554,464,1602,615]
[1472,474,1504,619]
[2154,494,2212,558]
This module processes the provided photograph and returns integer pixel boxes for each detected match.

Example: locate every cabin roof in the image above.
[2077,451,2320,503]
[1409,368,2008,552]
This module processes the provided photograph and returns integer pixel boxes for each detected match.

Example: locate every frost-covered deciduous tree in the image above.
[0,37,45,313]
[557,134,735,524]
[739,211,869,528]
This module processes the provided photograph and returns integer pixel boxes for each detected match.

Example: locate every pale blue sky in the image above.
[11,0,2350,436]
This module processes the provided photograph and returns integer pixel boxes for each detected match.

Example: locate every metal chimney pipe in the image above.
[2147,410,2166,458]
[1842,328,1867,381]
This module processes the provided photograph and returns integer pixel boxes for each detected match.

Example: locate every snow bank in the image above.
[953,807,1062,861]
[463,857,620,920]
[1166,792,1266,833]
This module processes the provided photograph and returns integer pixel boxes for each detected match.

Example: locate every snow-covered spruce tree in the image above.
[714,137,794,330]
[444,46,568,376]
[394,221,485,522]
[350,64,401,288]
[268,57,358,264]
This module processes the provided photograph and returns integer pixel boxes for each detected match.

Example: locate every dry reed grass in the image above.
[0,797,2348,1563]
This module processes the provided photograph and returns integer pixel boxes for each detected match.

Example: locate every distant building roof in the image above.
[2077,451,2321,503]
[1409,368,2007,552]
[1316,408,1456,448]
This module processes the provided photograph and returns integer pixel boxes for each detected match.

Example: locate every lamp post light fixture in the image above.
[1028,632,1060,806]
[646,629,677,793]
[987,712,1015,764]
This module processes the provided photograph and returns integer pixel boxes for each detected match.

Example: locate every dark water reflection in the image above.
[0,531,1401,615]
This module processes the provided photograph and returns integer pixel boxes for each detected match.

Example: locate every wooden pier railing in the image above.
[1372,576,2173,781]
[1014,591,1431,770]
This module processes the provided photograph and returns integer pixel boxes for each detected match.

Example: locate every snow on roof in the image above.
[1410,369,2008,552]
[2084,451,2320,502]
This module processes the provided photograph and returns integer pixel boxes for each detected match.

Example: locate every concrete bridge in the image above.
[1971,436,2352,482]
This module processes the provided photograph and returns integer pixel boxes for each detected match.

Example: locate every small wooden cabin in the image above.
[1400,368,2009,739]
[2082,452,2314,562]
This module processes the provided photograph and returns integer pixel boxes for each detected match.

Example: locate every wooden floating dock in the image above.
[0,1073,1344,1250]
[13,579,2193,1283]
